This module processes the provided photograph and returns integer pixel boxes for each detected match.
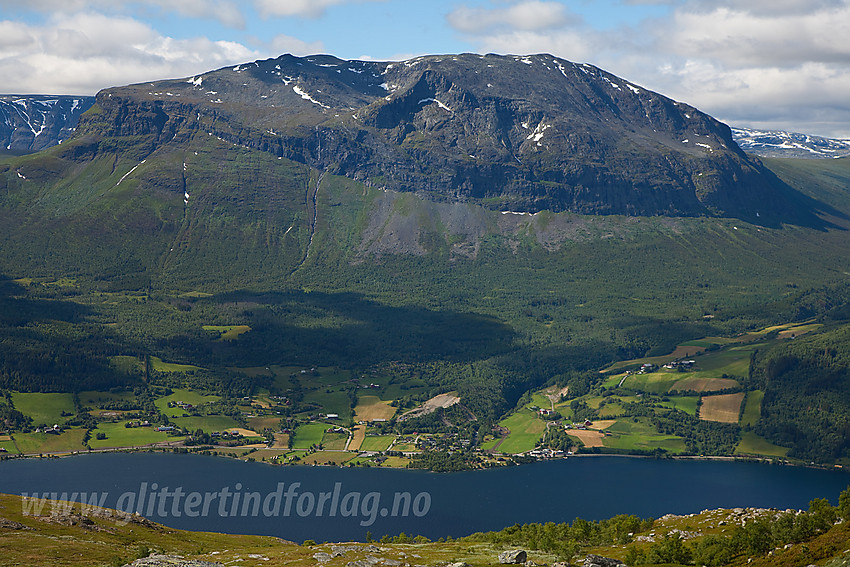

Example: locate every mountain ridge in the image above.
[69,52,798,223]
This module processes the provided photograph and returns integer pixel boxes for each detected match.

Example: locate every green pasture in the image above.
[321,430,349,450]
[88,422,179,448]
[740,390,764,427]
[496,410,547,454]
[0,439,19,454]
[658,396,699,415]
[688,345,755,377]
[13,429,87,454]
[291,423,330,450]
[527,392,554,410]
[620,372,681,394]
[202,325,251,340]
[170,415,239,432]
[10,392,75,425]
[302,389,353,421]
[78,390,138,408]
[359,435,396,452]
[150,357,201,373]
[602,419,687,453]
[247,416,281,431]
[735,431,789,457]
[155,389,221,417]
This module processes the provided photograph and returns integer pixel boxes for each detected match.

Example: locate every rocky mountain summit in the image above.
[75,53,789,221]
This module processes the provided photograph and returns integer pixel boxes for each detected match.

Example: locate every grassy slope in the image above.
[4,490,850,567]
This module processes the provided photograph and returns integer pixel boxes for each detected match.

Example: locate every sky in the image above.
[1,0,850,138]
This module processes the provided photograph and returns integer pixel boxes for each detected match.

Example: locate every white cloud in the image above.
[446,0,850,137]
[0,0,246,28]
[665,5,850,68]
[253,0,385,19]
[0,13,260,94]
[447,1,576,34]
[268,33,325,56]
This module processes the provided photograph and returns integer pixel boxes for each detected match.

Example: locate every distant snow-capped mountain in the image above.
[0,95,96,153]
[731,127,850,159]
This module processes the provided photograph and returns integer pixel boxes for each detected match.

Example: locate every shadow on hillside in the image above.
[163,289,517,369]
[0,276,139,392]
[742,166,850,231]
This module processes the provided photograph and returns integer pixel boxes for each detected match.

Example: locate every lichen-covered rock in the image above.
[581,555,624,567]
[498,550,528,564]
[122,555,224,567]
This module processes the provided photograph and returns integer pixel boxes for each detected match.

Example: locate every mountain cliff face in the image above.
[75,53,783,221]
[0,95,95,153]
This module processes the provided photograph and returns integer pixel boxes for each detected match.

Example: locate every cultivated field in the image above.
[700,393,745,423]
[10,392,75,426]
[88,422,179,449]
[354,395,396,421]
[495,410,546,454]
[13,429,88,454]
[739,390,764,427]
[359,435,396,452]
[291,423,330,450]
[202,324,251,340]
[601,419,687,453]
[735,431,790,457]
[566,429,604,447]
[670,376,740,393]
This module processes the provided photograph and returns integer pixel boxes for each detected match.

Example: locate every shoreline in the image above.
[3,442,846,475]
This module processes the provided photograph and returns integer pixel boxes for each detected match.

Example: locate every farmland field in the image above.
[300,450,354,466]
[0,439,19,454]
[150,357,201,373]
[658,396,699,415]
[602,419,687,453]
[354,395,396,422]
[170,415,240,432]
[670,376,740,393]
[154,389,221,417]
[359,435,396,452]
[88,422,179,449]
[79,390,138,408]
[496,410,547,454]
[202,325,251,340]
[566,429,604,447]
[740,390,764,427]
[12,429,87,454]
[699,393,745,423]
[321,430,349,450]
[291,423,330,450]
[10,392,75,426]
[247,416,281,431]
[735,431,790,457]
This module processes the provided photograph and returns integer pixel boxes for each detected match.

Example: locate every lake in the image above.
[1,453,847,542]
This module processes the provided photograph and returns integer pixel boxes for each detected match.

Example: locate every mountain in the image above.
[0,95,96,153]
[732,126,850,159]
[70,53,802,222]
[2,53,850,424]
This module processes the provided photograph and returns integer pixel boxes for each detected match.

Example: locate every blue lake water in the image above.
[1,453,847,542]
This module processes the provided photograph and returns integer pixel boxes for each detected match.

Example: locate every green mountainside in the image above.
[1,54,850,464]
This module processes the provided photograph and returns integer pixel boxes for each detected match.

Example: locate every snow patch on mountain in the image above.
[732,127,850,159]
